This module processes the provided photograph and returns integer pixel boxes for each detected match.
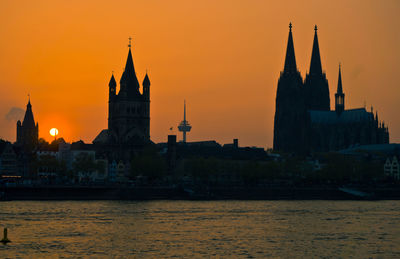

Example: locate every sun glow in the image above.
[50,128,59,137]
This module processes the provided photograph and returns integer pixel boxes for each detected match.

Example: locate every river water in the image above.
[1,200,400,258]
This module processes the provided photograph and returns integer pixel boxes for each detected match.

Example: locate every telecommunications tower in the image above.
[178,100,192,143]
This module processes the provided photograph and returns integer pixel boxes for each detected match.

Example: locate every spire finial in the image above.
[283,22,297,73]
[314,25,318,32]
[128,37,132,48]
[184,99,186,121]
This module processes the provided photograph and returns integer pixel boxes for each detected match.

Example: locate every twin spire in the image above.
[309,25,322,75]
[285,23,344,111]
[283,23,323,76]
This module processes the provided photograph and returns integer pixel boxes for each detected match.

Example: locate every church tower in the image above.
[108,74,116,130]
[16,97,39,151]
[107,39,151,144]
[273,23,307,153]
[304,26,330,111]
[335,64,345,115]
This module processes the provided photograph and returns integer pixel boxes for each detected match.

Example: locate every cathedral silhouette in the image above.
[273,23,389,154]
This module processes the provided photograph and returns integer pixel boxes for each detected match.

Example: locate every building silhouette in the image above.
[16,98,38,151]
[273,23,389,153]
[94,41,150,146]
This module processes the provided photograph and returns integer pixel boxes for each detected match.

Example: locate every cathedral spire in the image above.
[283,22,298,73]
[120,37,140,94]
[304,24,330,111]
[335,63,345,115]
[309,25,323,75]
[337,63,343,94]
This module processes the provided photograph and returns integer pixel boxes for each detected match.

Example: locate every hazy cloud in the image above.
[5,107,25,122]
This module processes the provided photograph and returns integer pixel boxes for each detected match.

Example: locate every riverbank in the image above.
[2,185,400,200]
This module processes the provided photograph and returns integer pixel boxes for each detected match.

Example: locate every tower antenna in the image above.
[178,100,192,143]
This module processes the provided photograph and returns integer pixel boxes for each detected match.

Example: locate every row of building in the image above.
[0,137,132,185]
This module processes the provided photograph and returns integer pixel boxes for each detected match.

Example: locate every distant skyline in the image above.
[0,0,399,147]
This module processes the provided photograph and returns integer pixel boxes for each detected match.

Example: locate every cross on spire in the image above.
[309,24,322,75]
[128,37,132,48]
[284,22,297,73]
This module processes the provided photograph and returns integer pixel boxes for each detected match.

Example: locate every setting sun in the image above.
[49,128,59,137]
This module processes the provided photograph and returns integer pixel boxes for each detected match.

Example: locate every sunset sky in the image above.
[0,0,399,148]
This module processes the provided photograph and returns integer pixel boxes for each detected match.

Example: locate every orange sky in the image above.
[0,0,399,148]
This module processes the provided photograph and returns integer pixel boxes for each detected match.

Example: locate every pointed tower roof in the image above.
[120,45,140,93]
[109,74,116,88]
[143,72,150,87]
[309,25,323,75]
[22,97,35,128]
[337,63,343,94]
[283,23,298,73]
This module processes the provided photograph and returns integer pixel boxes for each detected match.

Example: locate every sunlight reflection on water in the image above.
[1,200,400,258]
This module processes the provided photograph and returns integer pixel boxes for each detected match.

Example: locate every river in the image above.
[1,200,400,258]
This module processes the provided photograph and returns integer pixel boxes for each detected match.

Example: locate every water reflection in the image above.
[1,201,400,258]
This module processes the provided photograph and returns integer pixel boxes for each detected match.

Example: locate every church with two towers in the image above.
[273,23,389,154]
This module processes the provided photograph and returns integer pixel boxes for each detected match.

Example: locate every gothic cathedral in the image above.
[273,24,389,154]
